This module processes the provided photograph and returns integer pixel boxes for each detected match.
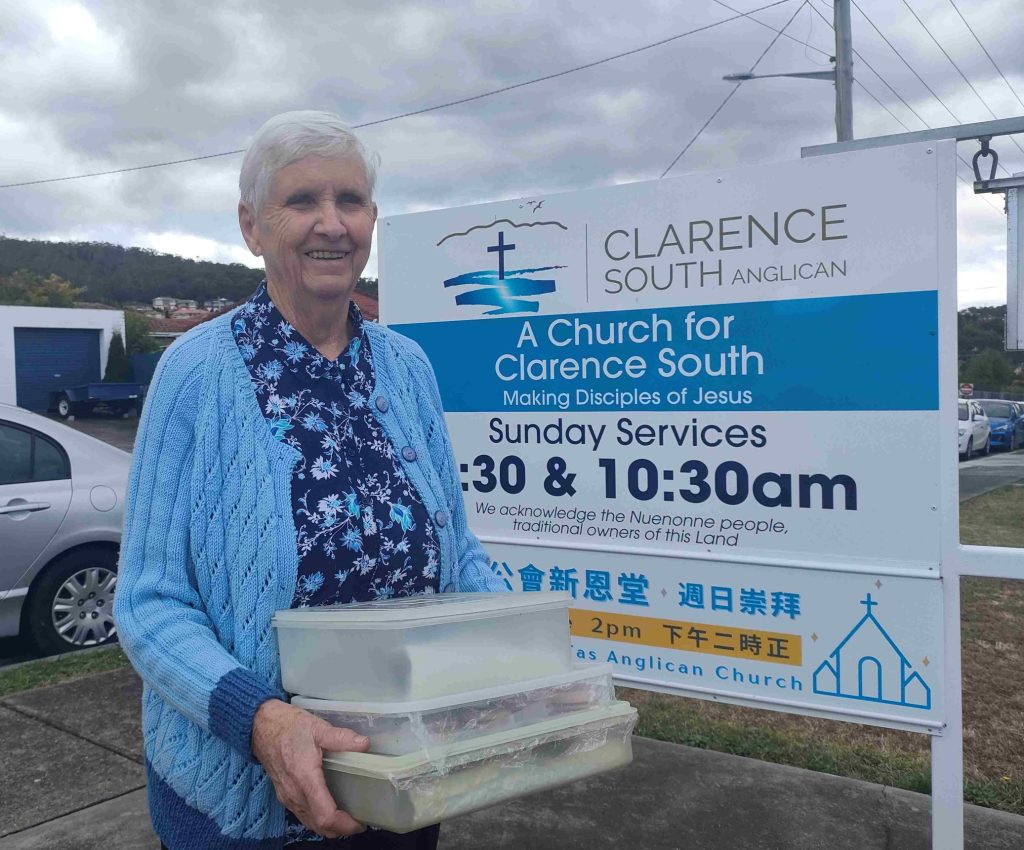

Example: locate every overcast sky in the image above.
[0,0,1021,308]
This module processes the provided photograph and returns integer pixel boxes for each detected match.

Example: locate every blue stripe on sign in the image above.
[391,291,938,413]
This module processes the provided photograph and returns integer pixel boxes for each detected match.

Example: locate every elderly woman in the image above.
[114,111,507,850]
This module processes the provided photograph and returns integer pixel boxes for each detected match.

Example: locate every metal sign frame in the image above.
[1009,183,1023,351]
[381,140,976,850]
[802,127,1024,850]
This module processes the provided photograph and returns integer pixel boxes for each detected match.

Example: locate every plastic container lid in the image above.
[323,701,637,780]
[273,591,571,629]
[293,664,615,715]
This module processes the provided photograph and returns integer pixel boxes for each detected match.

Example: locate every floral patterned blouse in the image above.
[231,283,440,845]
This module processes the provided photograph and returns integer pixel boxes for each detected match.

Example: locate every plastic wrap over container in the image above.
[294,664,616,755]
[323,701,637,833]
[273,592,573,701]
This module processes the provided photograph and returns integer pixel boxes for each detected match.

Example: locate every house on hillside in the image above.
[204,297,233,312]
[146,314,218,348]
[152,296,177,312]
[145,292,379,349]
[170,307,208,320]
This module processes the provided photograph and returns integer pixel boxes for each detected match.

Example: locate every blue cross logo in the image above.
[487,232,516,280]
[440,221,566,315]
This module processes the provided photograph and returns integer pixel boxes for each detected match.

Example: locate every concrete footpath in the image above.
[2,668,1024,850]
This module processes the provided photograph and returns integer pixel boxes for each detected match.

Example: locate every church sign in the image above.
[380,141,954,733]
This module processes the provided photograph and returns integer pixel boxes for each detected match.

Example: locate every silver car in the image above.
[0,403,129,653]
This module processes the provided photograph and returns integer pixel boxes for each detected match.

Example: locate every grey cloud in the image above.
[0,0,1020,306]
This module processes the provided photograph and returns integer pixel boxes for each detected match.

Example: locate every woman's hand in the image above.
[252,698,370,837]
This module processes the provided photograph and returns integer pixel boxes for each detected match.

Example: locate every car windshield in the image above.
[959,402,969,421]
[979,401,1014,419]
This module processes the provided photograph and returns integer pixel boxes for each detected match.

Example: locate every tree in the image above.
[356,277,378,298]
[124,310,159,355]
[960,349,1016,391]
[104,331,130,383]
[0,235,264,304]
[0,269,83,306]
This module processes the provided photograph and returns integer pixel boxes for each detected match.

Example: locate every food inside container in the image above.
[293,664,616,755]
[322,701,637,833]
[273,592,573,701]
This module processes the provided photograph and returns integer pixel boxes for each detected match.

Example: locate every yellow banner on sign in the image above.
[569,608,802,666]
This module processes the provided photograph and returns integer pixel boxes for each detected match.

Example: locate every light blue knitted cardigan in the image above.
[114,311,505,850]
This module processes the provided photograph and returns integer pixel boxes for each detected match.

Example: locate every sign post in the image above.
[1008,179,1023,350]
[381,141,959,845]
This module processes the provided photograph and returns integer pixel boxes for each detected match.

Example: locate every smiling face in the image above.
[239,154,377,306]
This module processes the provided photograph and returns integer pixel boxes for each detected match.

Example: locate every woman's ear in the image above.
[238,202,262,257]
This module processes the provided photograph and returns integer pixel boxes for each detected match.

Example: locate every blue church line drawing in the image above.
[812,594,931,710]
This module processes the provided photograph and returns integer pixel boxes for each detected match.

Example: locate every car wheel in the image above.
[56,394,73,419]
[984,435,992,455]
[25,548,118,655]
[1012,433,1018,452]
[965,438,973,460]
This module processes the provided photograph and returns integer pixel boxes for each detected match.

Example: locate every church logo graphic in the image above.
[436,218,566,315]
[812,594,931,710]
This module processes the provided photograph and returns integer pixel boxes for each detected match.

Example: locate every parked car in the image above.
[958,399,991,460]
[0,403,129,654]
[976,399,1024,451]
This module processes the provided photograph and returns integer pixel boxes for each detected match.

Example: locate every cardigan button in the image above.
[402,446,417,462]
[375,396,389,413]
[434,510,447,528]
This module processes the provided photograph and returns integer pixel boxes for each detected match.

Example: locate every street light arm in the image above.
[723,70,836,82]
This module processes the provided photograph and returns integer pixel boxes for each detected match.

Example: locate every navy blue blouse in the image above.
[231,284,440,845]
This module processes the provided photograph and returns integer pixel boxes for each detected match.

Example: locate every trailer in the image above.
[49,383,144,419]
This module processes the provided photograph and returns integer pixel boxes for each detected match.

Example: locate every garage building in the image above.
[0,306,125,411]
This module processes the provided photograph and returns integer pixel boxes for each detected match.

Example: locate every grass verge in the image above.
[961,481,1024,548]
[0,645,129,699]
[4,485,1024,813]
[620,482,1024,816]
[624,687,1024,814]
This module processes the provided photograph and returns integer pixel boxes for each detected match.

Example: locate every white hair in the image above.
[239,111,379,214]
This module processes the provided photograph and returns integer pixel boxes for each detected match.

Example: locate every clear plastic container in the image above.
[323,701,637,833]
[273,592,573,701]
[293,664,616,755]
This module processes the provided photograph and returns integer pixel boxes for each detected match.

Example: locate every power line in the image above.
[0,0,794,191]
[947,0,1024,112]
[840,0,1011,181]
[850,0,963,125]
[726,0,914,133]
[855,81,912,132]
[807,1,1001,211]
[900,0,1024,157]
[901,0,995,119]
[661,0,807,178]
[0,150,248,189]
[810,1,929,128]
[711,0,832,58]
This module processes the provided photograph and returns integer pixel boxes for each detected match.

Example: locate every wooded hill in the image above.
[0,235,378,304]
[0,233,1020,388]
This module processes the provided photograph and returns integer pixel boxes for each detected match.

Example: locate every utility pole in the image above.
[723,1,854,143]
[834,0,854,142]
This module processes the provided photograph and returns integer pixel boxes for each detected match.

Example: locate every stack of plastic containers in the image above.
[273,592,636,833]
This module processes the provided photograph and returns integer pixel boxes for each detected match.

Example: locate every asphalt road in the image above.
[959,446,1024,501]
[4,419,1024,669]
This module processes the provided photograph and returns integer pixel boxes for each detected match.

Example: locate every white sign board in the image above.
[484,542,942,732]
[379,142,953,732]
